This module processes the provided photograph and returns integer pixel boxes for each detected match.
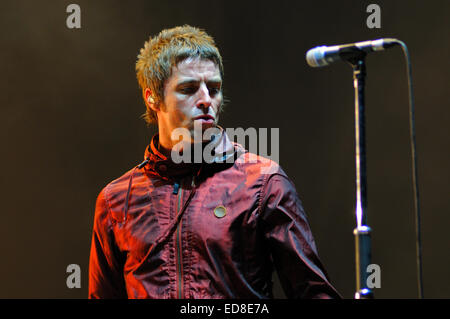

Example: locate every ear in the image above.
[144,88,159,112]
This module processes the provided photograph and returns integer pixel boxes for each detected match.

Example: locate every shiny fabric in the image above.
[89,129,341,299]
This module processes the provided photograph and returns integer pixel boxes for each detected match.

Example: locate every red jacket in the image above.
[89,129,340,298]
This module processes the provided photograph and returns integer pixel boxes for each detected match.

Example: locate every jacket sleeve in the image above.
[88,188,127,299]
[259,172,341,299]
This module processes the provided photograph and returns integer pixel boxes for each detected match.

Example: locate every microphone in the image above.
[306,38,399,67]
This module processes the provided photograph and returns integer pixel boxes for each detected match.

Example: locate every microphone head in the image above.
[306,39,400,68]
[306,46,329,67]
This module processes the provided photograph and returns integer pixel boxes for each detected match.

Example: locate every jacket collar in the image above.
[143,126,241,180]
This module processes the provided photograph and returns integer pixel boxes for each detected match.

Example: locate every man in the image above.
[89,25,340,299]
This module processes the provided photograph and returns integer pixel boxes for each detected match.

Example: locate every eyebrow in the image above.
[176,78,222,86]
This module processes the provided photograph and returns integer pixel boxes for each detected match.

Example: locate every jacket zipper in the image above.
[175,181,183,299]
[174,175,196,299]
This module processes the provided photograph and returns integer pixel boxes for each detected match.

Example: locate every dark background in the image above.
[0,0,448,299]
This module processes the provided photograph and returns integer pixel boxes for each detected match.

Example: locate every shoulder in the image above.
[233,146,289,182]
[234,153,307,220]
[99,167,135,203]
[232,146,301,198]
[94,165,143,222]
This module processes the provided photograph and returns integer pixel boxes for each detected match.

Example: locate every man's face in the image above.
[157,57,223,147]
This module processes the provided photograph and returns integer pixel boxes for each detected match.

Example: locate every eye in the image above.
[208,86,221,96]
[179,85,198,95]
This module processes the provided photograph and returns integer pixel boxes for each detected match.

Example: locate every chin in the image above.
[187,121,219,142]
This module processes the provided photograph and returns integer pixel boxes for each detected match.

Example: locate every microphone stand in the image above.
[346,53,373,299]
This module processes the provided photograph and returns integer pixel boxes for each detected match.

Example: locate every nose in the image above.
[196,83,212,110]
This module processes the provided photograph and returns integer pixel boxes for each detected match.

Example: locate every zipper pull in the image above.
[137,158,150,169]
[173,181,180,195]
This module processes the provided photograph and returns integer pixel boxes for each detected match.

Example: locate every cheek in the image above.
[170,109,190,127]
[214,96,223,113]
[174,105,196,129]
[165,96,189,120]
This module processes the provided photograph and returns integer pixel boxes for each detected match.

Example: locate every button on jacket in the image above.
[88,129,341,299]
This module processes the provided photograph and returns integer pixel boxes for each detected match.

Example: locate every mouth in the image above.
[194,115,215,123]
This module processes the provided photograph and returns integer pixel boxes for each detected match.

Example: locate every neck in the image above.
[157,142,173,159]
[157,126,221,155]
[154,128,223,163]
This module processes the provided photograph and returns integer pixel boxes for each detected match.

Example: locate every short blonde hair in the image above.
[136,25,224,124]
